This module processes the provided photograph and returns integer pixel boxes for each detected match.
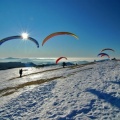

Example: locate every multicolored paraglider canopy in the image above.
[98,53,110,58]
[42,32,79,46]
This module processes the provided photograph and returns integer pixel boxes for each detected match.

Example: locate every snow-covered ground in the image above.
[0,60,120,120]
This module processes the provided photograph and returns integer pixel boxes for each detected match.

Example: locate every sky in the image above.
[0,0,120,59]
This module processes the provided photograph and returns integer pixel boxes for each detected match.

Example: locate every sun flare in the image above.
[21,32,29,40]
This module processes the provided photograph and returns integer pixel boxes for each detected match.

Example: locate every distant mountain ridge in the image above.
[0,62,25,70]
[0,57,91,70]
[0,62,38,70]
[5,57,20,59]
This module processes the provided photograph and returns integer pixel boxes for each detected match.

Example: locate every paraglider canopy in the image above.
[101,48,115,52]
[98,53,110,58]
[0,35,39,48]
[56,57,67,64]
[42,32,79,46]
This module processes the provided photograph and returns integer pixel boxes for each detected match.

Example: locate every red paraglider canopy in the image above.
[56,57,67,64]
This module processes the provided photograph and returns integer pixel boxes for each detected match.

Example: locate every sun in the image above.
[21,32,29,40]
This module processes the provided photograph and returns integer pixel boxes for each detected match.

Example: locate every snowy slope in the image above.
[0,61,120,120]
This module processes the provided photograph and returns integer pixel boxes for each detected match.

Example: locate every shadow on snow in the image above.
[86,88,120,109]
[0,81,57,119]
[109,81,120,85]
[57,99,96,120]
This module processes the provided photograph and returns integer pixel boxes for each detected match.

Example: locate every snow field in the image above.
[0,60,120,119]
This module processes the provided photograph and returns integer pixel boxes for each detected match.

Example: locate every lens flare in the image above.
[21,32,29,40]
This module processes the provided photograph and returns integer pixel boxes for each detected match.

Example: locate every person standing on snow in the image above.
[19,69,23,77]
[62,62,66,68]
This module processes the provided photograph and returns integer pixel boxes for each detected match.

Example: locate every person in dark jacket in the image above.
[19,69,23,77]
[62,62,66,68]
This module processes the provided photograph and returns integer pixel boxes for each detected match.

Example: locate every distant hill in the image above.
[5,57,20,59]
[0,62,36,70]
[0,62,25,70]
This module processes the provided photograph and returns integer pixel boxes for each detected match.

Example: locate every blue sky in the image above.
[0,0,120,59]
